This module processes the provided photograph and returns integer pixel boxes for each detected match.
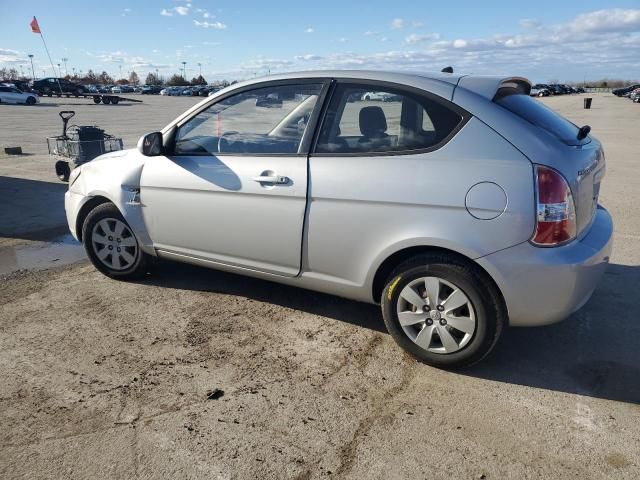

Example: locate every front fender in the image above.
[70,150,154,254]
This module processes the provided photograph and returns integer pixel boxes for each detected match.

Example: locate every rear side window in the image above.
[315,83,464,154]
[496,94,584,145]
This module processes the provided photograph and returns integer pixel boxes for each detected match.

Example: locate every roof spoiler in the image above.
[456,76,532,101]
[493,78,532,101]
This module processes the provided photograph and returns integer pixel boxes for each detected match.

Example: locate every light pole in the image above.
[198,62,202,77]
[28,54,35,81]
[57,63,61,77]
[62,57,68,76]
[181,61,187,79]
[119,64,122,80]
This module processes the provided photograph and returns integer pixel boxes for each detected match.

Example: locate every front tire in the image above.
[381,254,505,368]
[82,203,150,280]
[26,96,37,105]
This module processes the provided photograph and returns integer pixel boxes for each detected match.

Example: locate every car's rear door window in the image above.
[174,83,323,155]
[315,83,465,154]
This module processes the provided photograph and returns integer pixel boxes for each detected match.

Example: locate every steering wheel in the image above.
[218,131,241,153]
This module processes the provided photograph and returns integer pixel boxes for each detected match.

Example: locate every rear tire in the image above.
[93,96,102,104]
[381,253,505,368]
[102,96,111,104]
[82,203,150,280]
[26,96,36,105]
[111,97,120,105]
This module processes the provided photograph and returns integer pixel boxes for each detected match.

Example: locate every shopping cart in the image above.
[47,111,124,182]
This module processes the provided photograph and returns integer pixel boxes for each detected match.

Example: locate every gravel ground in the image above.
[1,93,639,479]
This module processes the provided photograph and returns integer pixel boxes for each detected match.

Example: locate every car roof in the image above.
[228,70,531,101]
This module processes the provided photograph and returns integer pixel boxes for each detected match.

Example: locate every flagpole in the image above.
[32,17,64,95]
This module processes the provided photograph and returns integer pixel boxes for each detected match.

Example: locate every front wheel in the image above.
[381,254,505,368]
[82,203,150,280]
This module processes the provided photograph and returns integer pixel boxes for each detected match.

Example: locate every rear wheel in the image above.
[93,96,102,104]
[102,96,111,104]
[26,96,36,105]
[111,97,120,105]
[381,253,505,368]
[82,203,150,280]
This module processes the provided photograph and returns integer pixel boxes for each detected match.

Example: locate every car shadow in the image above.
[146,260,385,333]
[0,176,69,241]
[463,263,640,404]
[145,260,639,404]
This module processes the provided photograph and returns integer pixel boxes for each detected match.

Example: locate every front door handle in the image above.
[252,174,289,185]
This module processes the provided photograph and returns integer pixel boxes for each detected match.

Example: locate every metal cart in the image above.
[47,111,124,182]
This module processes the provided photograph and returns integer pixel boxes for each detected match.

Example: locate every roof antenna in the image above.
[441,66,454,73]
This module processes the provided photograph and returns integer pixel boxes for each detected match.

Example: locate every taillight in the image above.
[532,165,576,246]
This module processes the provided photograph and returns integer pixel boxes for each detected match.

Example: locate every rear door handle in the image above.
[252,175,289,184]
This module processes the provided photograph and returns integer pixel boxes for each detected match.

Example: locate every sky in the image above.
[0,0,639,83]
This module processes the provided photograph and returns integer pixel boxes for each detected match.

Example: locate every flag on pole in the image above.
[30,16,41,34]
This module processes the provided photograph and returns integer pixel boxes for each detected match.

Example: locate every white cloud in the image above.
[161,5,190,16]
[305,27,314,33]
[405,33,441,44]
[203,12,212,18]
[364,31,379,36]
[520,18,541,29]
[193,20,227,29]
[339,37,349,43]
[568,8,640,33]
[391,18,404,29]
[412,21,424,28]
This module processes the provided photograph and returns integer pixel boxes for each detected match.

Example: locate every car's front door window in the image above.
[174,83,323,156]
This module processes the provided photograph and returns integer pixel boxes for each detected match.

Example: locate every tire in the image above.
[75,87,84,97]
[364,95,371,101]
[82,203,150,280]
[381,253,505,368]
[102,96,111,104]
[55,161,70,182]
[93,96,102,104]
[111,97,120,105]
[44,86,51,95]
[26,96,36,105]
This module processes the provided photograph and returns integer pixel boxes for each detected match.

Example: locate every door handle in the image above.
[252,175,289,184]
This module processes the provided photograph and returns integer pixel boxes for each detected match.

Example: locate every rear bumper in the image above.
[477,206,613,326]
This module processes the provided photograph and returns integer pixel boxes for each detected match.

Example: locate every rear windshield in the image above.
[496,94,585,145]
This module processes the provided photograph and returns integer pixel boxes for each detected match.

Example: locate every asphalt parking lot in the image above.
[1,93,639,479]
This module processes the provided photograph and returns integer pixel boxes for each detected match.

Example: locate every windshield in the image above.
[496,94,586,146]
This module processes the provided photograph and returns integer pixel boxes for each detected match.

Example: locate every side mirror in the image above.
[137,132,163,156]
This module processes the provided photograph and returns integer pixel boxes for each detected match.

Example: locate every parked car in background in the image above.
[0,85,39,104]
[0,79,34,92]
[529,87,549,97]
[361,91,399,102]
[64,70,612,368]
[32,77,86,96]
[141,86,162,95]
[613,84,640,97]
[111,86,122,94]
[160,87,184,96]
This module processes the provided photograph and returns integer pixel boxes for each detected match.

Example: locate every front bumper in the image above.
[477,206,613,326]
[64,189,85,241]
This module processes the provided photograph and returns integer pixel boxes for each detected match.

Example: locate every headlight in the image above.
[69,167,82,187]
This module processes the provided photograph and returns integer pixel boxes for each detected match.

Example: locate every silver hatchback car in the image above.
[65,70,613,367]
